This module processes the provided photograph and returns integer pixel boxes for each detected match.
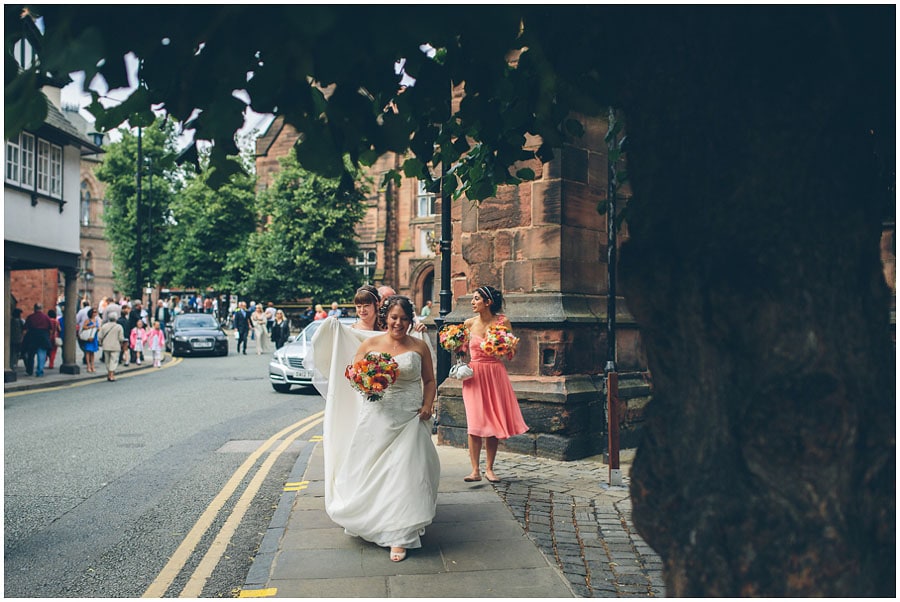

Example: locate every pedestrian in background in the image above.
[23,303,53,377]
[314,304,328,320]
[265,302,277,333]
[251,303,270,354]
[46,309,61,370]
[233,301,250,355]
[130,319,147,365]
[117,306,133,366]
[9,308,24,371]
[271,309,291,349]
[98,314,125,381]
[145,321,166,367]
[327,301,342,318]
[154,299,171,331]
[80,308,101,373]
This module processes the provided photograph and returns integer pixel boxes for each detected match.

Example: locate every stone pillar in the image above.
[59,268,80,375]
[436,118,650,460]
[4,266,15,383]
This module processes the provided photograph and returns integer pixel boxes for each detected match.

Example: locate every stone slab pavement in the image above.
[241,439,665,598]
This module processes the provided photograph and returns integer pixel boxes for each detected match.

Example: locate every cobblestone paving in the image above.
[491,453,666,598]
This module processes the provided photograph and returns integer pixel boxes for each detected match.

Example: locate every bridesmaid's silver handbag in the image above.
[448,358,473,380]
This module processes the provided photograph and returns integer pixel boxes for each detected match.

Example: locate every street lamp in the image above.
[135,125,143,303]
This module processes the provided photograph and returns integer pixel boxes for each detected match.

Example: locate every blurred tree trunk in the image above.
[617,7,895,596]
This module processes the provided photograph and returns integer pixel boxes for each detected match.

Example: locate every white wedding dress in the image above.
[309,318,440,549]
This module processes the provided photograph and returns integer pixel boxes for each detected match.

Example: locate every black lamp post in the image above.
[434,154,453,386]
[145,156,153,309]
[135,125,143,303]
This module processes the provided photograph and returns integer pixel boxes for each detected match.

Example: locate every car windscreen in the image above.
[176,316,218,329]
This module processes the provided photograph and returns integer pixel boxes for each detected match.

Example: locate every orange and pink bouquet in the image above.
[345,352,400,402]
[480,325,519,360]
[439,324,470,356]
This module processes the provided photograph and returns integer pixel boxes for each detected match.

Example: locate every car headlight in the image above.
[175,335,188,342]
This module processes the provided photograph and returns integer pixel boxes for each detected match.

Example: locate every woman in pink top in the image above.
[461,285,528,483]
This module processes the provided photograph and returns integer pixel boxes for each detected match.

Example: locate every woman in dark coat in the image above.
[271,309,291,350]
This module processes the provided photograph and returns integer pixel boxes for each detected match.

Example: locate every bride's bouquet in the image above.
[345,352,400,402]
[439,324,470,356]
[481,324,519,360]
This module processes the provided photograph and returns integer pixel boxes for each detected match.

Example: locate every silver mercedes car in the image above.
[268,317,356,393]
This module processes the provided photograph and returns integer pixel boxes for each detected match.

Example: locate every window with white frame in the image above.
[36,139,50,195]
[36,140,62,199]
[20,133,34,189]
[356,250,377,283]
[417,179,436,217]
[49,144,62,197]
[6,137,19,183]
[6,132,37,189]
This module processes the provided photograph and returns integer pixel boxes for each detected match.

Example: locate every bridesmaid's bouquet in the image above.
[439,324,470,356]
[481,325,519,360]
[345,352,400,402]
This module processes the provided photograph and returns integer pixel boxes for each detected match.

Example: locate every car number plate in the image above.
[293,369,313,379]
[194,342,213,348]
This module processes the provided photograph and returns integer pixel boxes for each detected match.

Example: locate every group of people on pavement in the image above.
[9,295,178,382]
[232,300,285,355]
[72,296,169,381]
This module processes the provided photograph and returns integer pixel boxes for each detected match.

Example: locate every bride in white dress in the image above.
[310,294,440,562]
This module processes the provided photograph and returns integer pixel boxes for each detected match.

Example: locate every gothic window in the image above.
[81,181,91,226]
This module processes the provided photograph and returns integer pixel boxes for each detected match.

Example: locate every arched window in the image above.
[80,180,91,226]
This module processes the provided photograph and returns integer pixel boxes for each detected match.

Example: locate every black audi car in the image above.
[166,313,229,357]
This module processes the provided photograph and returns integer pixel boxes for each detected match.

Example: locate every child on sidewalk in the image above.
[130,319,147,365]
[145,320,166,368]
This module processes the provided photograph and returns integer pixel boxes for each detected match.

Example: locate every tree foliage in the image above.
[234,149,365,303]
[158,157,257,293]
[93,117,181,295]
[4,6,615,198]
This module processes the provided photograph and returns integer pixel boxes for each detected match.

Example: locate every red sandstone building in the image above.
[255,116,438,311]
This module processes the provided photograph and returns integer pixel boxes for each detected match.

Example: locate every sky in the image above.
[60,53,275,151]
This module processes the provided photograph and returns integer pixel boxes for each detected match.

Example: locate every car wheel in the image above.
[272,383,292,393]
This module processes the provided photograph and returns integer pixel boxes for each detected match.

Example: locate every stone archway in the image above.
[410,261,434,313]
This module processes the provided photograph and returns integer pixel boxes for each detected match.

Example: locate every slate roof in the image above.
[41,98,103,154]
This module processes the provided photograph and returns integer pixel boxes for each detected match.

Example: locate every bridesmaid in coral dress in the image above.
[461,285,529,483]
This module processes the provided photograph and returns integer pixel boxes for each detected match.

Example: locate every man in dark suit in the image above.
[233,301,250,355]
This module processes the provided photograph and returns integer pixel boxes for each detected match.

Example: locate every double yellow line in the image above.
[143,411,324,598]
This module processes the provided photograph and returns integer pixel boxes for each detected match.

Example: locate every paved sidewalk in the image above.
[5,354,175,393]
[242,440,665,598]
